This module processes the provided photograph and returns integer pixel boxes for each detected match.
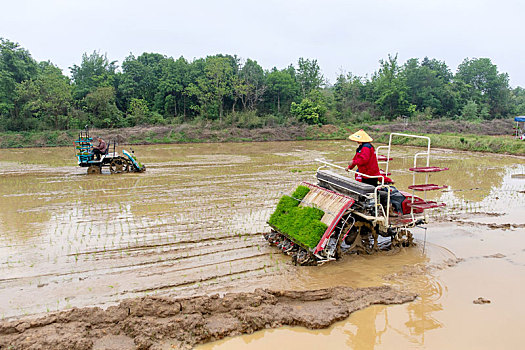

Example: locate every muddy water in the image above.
[1,141,524,348]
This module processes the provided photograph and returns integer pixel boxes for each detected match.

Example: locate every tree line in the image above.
[1,38,524,132]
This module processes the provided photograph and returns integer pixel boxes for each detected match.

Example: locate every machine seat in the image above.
[316,169,376,196]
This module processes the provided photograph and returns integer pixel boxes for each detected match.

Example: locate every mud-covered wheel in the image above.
[87,165,101,175]
[342,226,359,248]
[339,220,377,255]
[391,229,414,248]
[295,248,316,266]
[338,215,358,256]
[109,158,125,174]
[123,159,132,173]
[263,230,280,245]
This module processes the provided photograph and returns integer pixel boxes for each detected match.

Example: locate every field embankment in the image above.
[0,119,523,155]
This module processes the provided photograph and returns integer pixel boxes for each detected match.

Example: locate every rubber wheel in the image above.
[87,165,101,175]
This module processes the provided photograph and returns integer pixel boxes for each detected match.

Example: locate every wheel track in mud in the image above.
[0,239,268,284]
[0,217,290,318]
[0,234,279,284]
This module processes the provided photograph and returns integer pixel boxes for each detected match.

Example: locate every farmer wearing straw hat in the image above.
[346,129,387,186]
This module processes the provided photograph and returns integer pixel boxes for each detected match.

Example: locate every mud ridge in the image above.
[435,213,525,230]
[451,221,525,230]
[384,258,463,281]
[0,286,416,350]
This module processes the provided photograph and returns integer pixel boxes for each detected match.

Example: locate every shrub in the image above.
[290,98,327,125]
[233,110,264,129]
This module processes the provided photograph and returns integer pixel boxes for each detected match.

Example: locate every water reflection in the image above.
[344,306,389,350]
[343,282,444,350]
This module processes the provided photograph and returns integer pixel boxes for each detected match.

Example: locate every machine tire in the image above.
[87,165,101,175]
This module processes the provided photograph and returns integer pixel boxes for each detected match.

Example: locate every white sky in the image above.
[1,0,524,87]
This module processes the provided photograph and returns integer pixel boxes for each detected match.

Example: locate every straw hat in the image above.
[348,129,373,142]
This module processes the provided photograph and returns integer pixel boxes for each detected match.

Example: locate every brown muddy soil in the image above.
[0,286,415,350]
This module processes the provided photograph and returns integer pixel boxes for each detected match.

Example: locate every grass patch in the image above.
[268,185,328,249]
[0,130,74,148]
[372,132,525,155]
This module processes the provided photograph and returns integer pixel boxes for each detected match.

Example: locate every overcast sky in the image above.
[1,0,524,87]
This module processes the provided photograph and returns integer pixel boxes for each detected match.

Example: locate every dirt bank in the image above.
[0,286,416,350]
[0,124,311,148]
[368,118,514,136]
[86,119,517,145]
[0,118,517,149]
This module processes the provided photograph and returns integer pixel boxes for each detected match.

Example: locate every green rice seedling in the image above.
[268,185,328,248]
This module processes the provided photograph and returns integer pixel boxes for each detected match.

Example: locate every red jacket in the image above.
[349,143,380,179]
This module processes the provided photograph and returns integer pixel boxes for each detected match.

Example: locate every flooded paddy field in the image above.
[0,140,524,349]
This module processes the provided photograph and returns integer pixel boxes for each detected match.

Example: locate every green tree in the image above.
[332,73,371,120]
[455,58,511,118]
[238,59,266,111]
[70,51,117,102]
[2,38,524,132]
[265,67,298,114]
[12,79,40,130]
[201,55,236,120]
[0,38,38,130]
[118,52,166,114]
[84,86,122,128]
[158,56,189,119]
[510,87,525,115]
[128,98,150,126]
[371,54,412,118]
[403,57,456,117]
[182,58,207,118]
[15,62,72,130]
[296,58,324,98]
[460,100,479,120]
